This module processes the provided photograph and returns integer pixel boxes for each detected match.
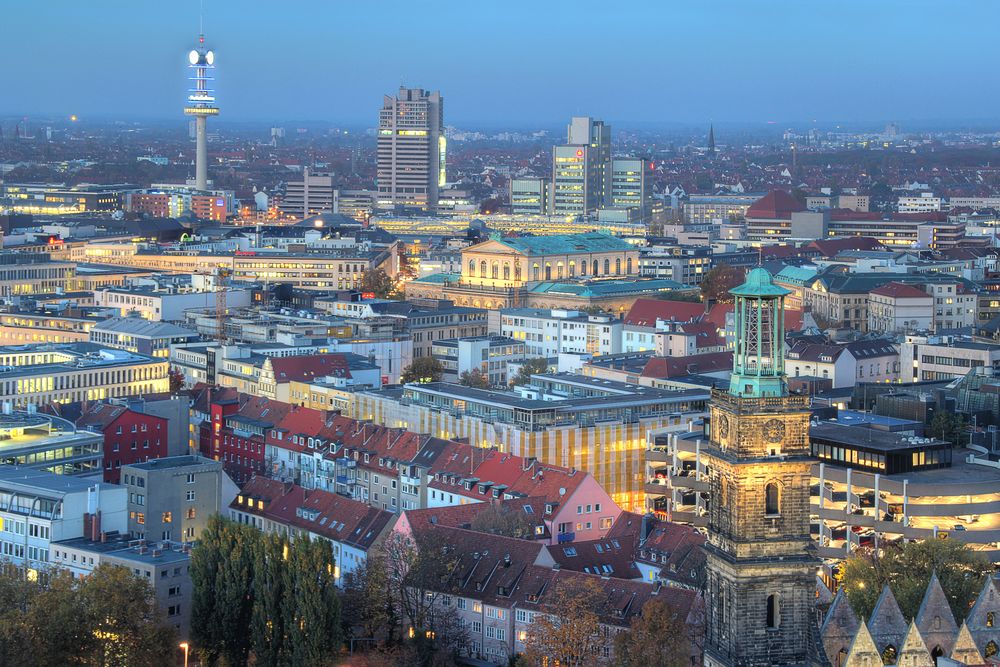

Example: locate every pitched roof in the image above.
[915,571,959,656]
[75,403,129,430]
[844,622,882,667]
[268,353,356,383]
[950,622,985,664]
[233,477,395,550]
[868,584,908,654]
[821,587,861,662]
[624,299,705,327]
[641,351,733,379]
[869,282,932,299]
[746,190,806,219]
[897,621,934,667]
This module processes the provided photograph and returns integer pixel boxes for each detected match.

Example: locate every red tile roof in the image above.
[269,353,353,383]
[869,282,931,299]
[641,351,733,379]
[624,299,705,327]
[746,190,806,219]
[234,477,395,549]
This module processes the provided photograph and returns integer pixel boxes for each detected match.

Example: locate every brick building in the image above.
[76,403,168,483]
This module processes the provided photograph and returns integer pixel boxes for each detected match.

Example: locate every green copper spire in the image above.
[727,267,791,398]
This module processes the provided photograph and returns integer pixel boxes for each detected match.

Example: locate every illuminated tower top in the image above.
[727,267,791,399]
[184,35,219,118]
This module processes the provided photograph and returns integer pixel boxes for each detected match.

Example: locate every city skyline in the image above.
[5,0,999,126]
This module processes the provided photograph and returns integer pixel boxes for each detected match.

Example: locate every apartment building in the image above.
[431,335,526,386]
[89,317,199,358]
[76,403,168,483]
[230,476,396,585]
[0,467,127,572]
[494,308,622,358]
[52,536,194,639]
[122,455,236,543]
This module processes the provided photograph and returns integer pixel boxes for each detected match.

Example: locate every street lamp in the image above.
[179,642,189,667]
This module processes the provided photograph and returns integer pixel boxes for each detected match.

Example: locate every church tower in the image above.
[703,268,820,667]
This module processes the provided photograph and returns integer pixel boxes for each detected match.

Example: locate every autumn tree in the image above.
[360,268,399,299]
[402,357,444,384]
[459,368,490,389]
[523,577,610,667]
[841,538,991,620]
[613,597,696,667]
[699,264,744,304]
[341,556,400,646]
[0,562,176,667]
[469,503,537,539]
[510,357,549,386]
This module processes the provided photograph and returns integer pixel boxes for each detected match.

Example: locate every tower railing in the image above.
[710,388,808,414]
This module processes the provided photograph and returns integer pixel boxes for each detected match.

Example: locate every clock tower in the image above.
[703,268,820,667]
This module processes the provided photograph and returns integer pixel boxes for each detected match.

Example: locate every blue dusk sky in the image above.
[3,0,996,126]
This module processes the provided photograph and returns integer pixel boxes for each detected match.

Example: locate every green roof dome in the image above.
[729,267,792,297]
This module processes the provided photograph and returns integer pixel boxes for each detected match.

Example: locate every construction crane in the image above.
[215,267,231,342]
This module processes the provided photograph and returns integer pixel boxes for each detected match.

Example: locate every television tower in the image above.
[183,32,218,191]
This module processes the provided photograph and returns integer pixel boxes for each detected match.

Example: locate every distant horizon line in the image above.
[1,112,1000,132]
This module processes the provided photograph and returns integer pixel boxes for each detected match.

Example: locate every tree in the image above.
[523,577,609,667]
[510,357,549,387]
[929,411,967,447]
[360,268,398,299]
[341,556,400,647]
[699,264,744,304]
[469,503,537,539]
[841,538,992,621]
[0,562,176,667]
[458,368,490,389]
[83,565,177,667]
[168,367,186,393]
[402,357,444,384]
[613,597,695,667]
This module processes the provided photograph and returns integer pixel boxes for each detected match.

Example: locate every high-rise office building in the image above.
[279,168,335,219]
[509,177,549,215]
[610,158,653,217]
[376,87,445,210]
[551,116,611,216]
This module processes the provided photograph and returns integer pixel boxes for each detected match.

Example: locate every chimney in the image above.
[91,510,101,541]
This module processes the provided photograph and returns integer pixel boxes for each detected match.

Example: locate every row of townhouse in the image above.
[228,476,396,585]
[191,385,629,546]
[389,513,702,666]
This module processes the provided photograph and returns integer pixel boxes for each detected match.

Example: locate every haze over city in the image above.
[5,0,999,126]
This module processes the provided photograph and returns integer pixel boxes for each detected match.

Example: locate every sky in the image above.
[4,0,998,128]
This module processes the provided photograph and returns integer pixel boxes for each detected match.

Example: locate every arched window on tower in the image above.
[882,645,897,664]
[765,482,780,516]
[988,611,995,628]
[765,594,779,629]
[986,641,999,658]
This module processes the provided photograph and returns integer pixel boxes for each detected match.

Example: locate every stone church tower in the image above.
[703,268,821,666]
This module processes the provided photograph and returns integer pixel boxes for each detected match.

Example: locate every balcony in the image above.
[646,448,672,463]
[557,532,575,544]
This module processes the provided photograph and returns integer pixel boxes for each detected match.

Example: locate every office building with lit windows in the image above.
[351,373,708,512]
[376,87,445,210]
[510,177,549,215]
[0,411,104,476]
[610,158,653,217]
[0,466,127,571]
[0,342,169,408]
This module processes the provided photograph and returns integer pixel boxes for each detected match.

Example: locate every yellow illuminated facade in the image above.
[349,388,703,513]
